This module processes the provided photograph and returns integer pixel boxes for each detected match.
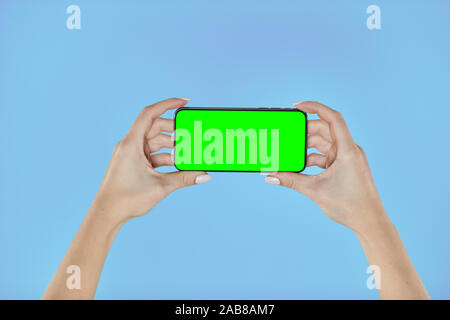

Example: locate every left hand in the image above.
[91,98,210,227]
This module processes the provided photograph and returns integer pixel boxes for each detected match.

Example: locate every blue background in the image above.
[1,0,449,299]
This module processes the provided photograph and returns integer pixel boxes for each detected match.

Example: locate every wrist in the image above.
[88,196,130,233]
[352,208,398,247]
[348,198,392,236]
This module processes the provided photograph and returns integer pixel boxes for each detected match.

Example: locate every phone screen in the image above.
[174,108,307,172]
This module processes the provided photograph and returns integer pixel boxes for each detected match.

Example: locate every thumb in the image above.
[164,171,211,192]
[265,172,314,195]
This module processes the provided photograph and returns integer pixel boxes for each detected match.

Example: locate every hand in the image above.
[265,101,387,235]
[91,98,211,227]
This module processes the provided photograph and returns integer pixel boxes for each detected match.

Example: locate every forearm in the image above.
[354,209,429,300]
[42,206,123,300]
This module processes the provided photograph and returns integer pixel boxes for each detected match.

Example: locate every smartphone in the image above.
[173,107,307,172]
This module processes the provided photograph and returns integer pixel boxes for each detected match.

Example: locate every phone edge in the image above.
[173,107,308,173]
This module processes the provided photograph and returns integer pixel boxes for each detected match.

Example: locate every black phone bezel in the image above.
[172,107,308,173]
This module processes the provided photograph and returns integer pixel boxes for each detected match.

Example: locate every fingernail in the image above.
[265,176,280,185]
[179,97,190,101]
[293,101,304,105]
[195,174,211,184]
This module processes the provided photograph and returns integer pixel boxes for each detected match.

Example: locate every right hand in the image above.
[265,101,388,235]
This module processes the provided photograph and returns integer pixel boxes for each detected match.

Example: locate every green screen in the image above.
[174,108,306,172]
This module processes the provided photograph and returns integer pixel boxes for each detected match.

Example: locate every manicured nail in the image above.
[179,97,190,101]
[195,174,211,184]
[265,176,280,185]
[293,101,304,105]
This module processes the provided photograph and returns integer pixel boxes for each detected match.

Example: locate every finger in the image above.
[164,171,211,192]
[150,153,174,168]
[148,133,173,153]
[128,98,188,140]
[150,97,189,116]
[308,119,332,142]
[265,172,315,195]
[307,135,332,154]
[307,153,327,169]
[294,101,354,152]
[147,118,174,139]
